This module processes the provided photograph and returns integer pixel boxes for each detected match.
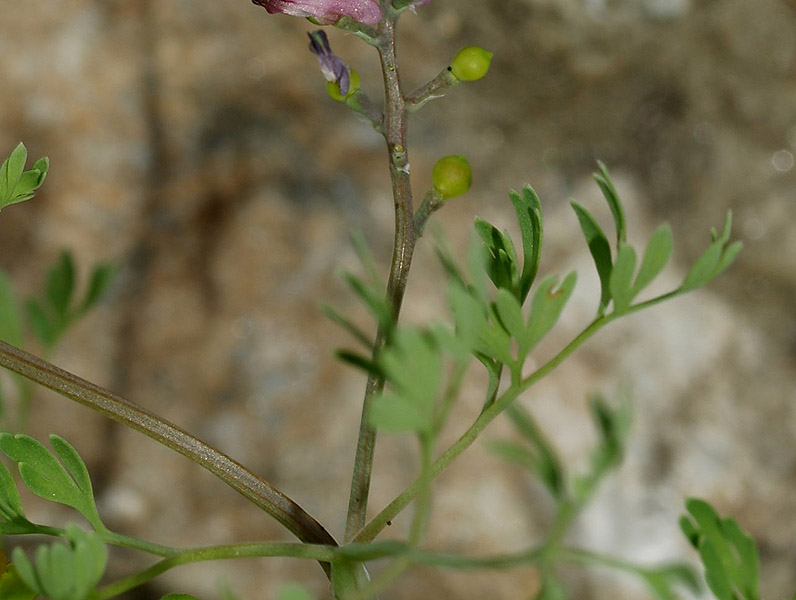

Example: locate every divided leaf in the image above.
[0,434,104,532]
[680,212,742,292]
[370,329,443,435]
[12,524,107,600]
[25,252,115,350]
[0,460,32,534]
[0,143,49,211]
[475,218,520,295]
[680,498,760,600]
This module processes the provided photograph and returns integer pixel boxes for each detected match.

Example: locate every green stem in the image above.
[345,13,417,543]
[0,340,337,556]
[355,315,613,543]
[100,531,180,558]
[95,542,336,599]
[405,68,459,112]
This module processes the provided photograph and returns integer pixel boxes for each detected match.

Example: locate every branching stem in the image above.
[355,315,615,543]
[96,542,336,599]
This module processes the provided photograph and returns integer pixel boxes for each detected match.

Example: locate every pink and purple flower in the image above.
[251,0,382,26]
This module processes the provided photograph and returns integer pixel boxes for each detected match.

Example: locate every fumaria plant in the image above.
[0,1,771,599]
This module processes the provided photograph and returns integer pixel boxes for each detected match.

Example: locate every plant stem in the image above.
[95,542,336,599]
[355,315,614,543]
[100,530,180,558]
[0,340,337,556]
[345,13,417,543]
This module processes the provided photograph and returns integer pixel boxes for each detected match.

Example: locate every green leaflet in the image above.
[593,161,627,246]
[0,434,105,532]
[632,224,673,298]
[12,524,107,600]
[370,329,442,435]
[571,201,613,316]
[504,404,565,499]
[475,184,544,304]
[46,252,76,318]
[0,143,49,211]
[26,252,116,350]
[639,563,700,600]
[680,212,742,292]
[576,164,737,316]
[681,498,760,600]
[608,242,637,314]
[524,272,577,356]
[508,185,543,302]
[474,217,520,295]
[571,392,632,505]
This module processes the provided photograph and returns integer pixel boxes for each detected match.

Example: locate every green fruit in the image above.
[432,155,472,199]
[327,69,361,102]
[450,46,493,82]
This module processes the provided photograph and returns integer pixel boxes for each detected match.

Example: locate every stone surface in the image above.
[1,0,795,598]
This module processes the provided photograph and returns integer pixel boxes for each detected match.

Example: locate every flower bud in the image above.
[327,69,361,102]
[432,155,472,199]
[450,46,493,82]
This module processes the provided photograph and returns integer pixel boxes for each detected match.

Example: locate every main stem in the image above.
[345,15,416,542]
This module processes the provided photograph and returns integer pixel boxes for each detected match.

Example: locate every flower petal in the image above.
[252,0,381,25]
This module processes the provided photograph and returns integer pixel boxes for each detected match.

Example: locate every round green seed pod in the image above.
[327,69,361,102]
[432,155,472,199]
[450,46,493,82]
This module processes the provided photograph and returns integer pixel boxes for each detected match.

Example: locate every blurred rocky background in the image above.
[1,0,795,598]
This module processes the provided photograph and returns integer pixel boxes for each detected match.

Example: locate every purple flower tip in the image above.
[308,30,351,96]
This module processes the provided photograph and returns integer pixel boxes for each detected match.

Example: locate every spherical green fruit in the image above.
[432,155,472,199]
[450,46,493,82]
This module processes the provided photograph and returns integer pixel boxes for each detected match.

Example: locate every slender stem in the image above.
[355,315,614,543]
[95,542,336,599]
[100,531,180,558]
[405,68,458,112]
[345,14,417,543]
[0,340,337,556]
